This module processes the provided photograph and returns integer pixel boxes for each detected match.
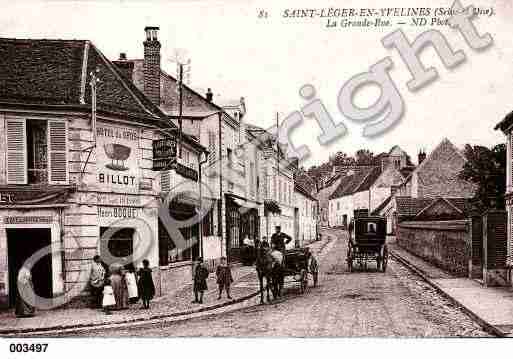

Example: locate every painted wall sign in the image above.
[97,206,139,219]
[96,124,140,191]
[96,193,142,207]
[3,216,53,224]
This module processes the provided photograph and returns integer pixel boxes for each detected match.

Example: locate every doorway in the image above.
[7,228,53,308]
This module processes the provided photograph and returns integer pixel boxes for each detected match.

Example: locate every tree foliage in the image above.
[459,143,506,211]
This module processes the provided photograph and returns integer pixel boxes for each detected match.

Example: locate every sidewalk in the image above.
[0,263,258,335]
[388,238,513,337]
[0,237,331,335]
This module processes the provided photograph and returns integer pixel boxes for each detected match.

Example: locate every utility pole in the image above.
[178,63,183,159]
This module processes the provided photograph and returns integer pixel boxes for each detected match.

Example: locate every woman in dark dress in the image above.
[138,259,155,309]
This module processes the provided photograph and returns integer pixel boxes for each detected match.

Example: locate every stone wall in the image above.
[397,220,470,276]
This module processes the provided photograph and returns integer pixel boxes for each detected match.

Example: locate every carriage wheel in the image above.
[347,248,353,272]
[299,269,307,294]
[382,245,389,273]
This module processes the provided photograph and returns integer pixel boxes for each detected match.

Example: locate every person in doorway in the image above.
[15,266,35,318]
[89,255,106,309]
[109,264,129,310]
[138,259,156,309]
[102,278,115,315]
[192,257,209,304]
[216,257,233,300]
[124,264,139,304]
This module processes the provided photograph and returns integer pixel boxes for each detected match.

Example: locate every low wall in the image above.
[397,220,470,276]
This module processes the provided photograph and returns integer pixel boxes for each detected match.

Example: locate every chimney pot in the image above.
[206,88,213,102]
[119,52,127,60]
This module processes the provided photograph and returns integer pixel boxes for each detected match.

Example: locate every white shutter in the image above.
[161,170,170,193]
[6,118,27,184]
[48,120,68,184]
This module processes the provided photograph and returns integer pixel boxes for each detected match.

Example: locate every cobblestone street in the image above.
[63,230,489,337]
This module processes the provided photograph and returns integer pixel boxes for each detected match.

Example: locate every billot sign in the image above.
[97,124,140,191]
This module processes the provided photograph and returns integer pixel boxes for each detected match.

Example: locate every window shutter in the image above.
[6,118,27,184]
[161,170,170,193]
[48,120,68,184]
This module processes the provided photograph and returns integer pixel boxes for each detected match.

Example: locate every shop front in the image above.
[0,187,73,309]
[225,194,261,263]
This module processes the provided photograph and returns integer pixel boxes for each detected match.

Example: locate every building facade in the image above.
[0,37,192,308]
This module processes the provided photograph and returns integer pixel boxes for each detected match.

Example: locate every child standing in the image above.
[102,278,115,315]
[137,259,155,309]
[216,257,233,300]
[125,264,139,304]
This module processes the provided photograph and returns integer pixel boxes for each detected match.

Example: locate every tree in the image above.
[459,143,506,211]
[355,149,374,165]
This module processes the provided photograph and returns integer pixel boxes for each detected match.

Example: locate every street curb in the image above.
[389,249,506,338]
[1,236,333,337]
[0,290,261,337]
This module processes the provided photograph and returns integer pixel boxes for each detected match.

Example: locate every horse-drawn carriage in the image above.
[347,216,388,272]
[283,248,319,293]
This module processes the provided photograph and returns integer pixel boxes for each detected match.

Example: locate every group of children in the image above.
[192,256,233,304]
[102,259,156,314]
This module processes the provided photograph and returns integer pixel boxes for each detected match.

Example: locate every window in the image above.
[337,202,340,210]
[6,118,68,185]
[249,161,255,196]
[227,148,233,165]
[273,175,277,200]
[202,205,215,236]
[207,131,216,165]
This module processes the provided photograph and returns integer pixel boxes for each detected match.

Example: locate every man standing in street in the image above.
[271,226,293,252]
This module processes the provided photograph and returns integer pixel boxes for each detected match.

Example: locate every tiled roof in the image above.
[329,166,381,200]
[354,166,381,192]
[137,60,221,118]
[294,182,317,201]
[395,197,435,217]
[371,195,392,215]
[0,38,168,126]
[495,110,513,132]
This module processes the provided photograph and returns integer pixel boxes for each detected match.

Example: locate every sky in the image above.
[1,0,512,168]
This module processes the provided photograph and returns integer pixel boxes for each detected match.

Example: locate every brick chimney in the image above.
[143,26,161,105]
[418,150,426,165]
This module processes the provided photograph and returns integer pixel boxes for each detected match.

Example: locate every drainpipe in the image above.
[198,151,208,259]
[218,112,224,258]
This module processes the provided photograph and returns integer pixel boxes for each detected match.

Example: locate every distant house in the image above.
[376,138,476,234]
[328,166,381,227]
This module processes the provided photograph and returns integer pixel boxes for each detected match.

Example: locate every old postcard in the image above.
[0,0,511,352]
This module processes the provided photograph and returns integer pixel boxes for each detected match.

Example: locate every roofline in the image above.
[414,197,463,219]
[399,138,465,186]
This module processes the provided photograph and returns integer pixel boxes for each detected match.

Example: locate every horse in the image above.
[255,246,283,304]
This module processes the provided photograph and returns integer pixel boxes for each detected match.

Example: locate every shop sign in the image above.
[153,137,177,171]
[97,206,139,219]
[175,162,198,182]
[3,216,53,224]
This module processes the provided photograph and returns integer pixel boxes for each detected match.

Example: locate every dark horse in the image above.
[255,246,283,304]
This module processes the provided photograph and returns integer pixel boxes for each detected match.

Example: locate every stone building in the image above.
[376,138,476,234]
[0,36,203,308]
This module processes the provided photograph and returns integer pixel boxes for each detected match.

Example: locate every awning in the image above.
[232,198,260,209]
